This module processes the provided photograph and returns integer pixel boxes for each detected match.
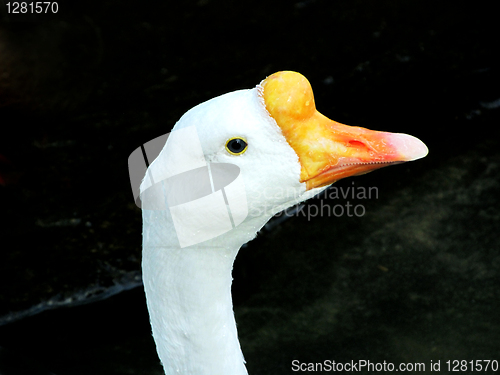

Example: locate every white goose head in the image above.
[140,71,427,375]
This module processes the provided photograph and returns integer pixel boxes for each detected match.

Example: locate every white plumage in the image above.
[140,71,427,375]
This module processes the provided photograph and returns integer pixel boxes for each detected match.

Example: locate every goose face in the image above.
[166,71,427,223]
[170,88,309,221]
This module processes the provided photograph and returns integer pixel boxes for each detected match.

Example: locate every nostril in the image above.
[348,140,366,148]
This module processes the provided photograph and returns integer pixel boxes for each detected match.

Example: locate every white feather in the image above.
[141,86,326,375]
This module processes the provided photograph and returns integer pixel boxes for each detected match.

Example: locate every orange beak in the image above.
[261,71,428,190]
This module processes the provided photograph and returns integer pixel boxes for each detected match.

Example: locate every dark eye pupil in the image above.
[228,138,247,153]
[231,140,243,150]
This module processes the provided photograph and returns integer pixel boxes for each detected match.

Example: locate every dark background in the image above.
[1,0,499,374]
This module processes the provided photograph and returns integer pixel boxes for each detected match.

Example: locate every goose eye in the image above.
[225,137,248,155]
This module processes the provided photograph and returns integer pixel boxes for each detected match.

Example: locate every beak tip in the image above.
[388,133,429,161]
